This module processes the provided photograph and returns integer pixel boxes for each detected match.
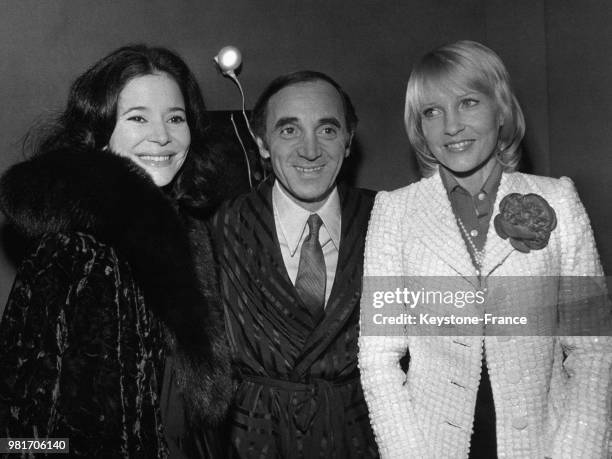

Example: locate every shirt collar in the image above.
[439,161,503,198]
[272,181,341,256]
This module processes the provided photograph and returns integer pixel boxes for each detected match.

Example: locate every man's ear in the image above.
[344,132,354,158]
[256,136,270,159]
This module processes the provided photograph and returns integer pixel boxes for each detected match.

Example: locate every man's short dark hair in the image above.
[250,70,358,139]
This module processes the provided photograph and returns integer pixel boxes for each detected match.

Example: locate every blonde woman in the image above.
[359,41,611,458]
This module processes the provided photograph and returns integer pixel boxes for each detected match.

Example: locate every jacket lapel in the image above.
[416,174,479,282]
[253,181,292,285]
[242,181,317,336]
[326,185,369,313]
[481,172,516,277]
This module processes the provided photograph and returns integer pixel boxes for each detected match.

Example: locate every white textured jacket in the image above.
[359,171,612,459]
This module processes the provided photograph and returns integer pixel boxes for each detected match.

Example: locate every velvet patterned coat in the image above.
[359,171,612,459]
[0,149,231,457]
[210,181,379,458]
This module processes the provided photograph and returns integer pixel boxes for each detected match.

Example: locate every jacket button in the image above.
[512,416,528,430]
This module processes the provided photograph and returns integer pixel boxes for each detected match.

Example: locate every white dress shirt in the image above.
[272,181,341,306]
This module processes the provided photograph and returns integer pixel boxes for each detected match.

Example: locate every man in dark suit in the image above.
[211,71,378,458]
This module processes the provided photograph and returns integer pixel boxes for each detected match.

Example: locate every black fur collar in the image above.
[0,147,230,423]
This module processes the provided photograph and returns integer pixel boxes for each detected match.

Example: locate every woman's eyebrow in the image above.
[119,106,186,116]
[120,106,148,116]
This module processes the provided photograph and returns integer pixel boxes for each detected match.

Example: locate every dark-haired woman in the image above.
[0,45,230,457]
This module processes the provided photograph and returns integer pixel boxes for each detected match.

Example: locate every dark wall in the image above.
[545,0,612,276]
[1,0,611,306]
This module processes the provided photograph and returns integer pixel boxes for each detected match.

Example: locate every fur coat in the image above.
[0,148,231,457]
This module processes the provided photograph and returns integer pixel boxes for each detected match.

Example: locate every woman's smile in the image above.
[135,152,178,167]
[444,139,475,151]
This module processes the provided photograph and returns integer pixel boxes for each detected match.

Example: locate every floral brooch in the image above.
[493,193,557,253]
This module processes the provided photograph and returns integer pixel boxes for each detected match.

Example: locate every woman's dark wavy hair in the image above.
[32,44,213,212]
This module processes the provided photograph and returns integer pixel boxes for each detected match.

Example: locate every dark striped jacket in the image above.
[210,180,378,458]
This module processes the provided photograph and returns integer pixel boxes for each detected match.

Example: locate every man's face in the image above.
[257,80,351,211]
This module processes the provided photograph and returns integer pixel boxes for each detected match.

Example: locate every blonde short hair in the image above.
[404,40,525,177]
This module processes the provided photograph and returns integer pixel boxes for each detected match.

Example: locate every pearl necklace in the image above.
[456,217,485,270]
